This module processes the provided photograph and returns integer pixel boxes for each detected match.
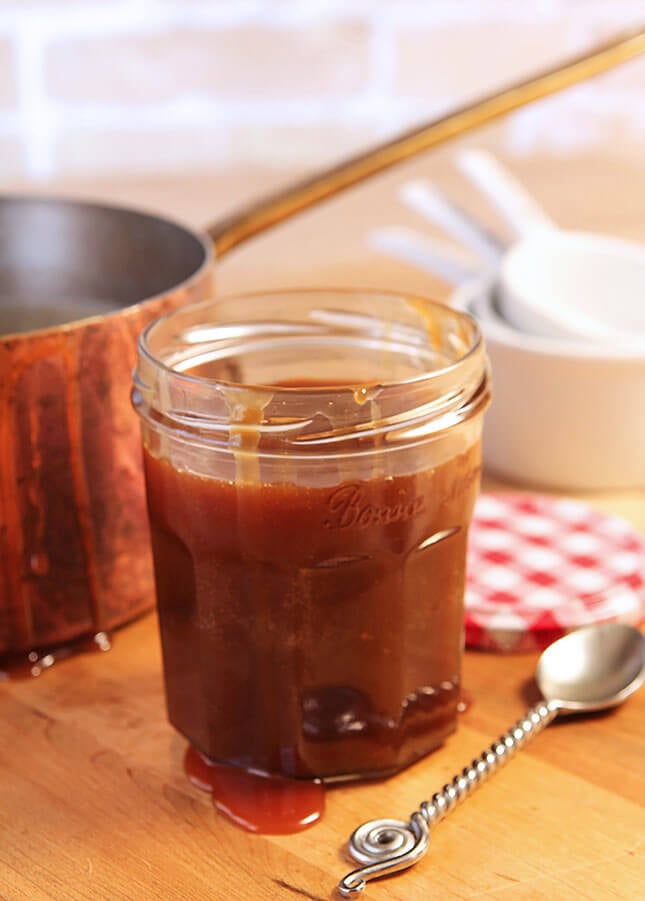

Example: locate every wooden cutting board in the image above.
[1,603,643,900]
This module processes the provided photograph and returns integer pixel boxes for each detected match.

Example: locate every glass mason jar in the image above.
[132,289,490,782]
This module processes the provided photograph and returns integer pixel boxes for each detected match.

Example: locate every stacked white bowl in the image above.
[368,151,645,490]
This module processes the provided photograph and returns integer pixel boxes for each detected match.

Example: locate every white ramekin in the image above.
[452,279,645,490]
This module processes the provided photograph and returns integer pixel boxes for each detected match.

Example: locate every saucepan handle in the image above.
[206,27,645,260]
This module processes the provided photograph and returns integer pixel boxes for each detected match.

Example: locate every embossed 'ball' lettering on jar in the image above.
[132,289,490,781]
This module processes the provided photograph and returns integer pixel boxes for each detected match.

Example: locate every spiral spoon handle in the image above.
[338,701,558,897]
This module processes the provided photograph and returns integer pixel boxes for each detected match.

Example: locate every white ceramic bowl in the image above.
[452,279,645,490]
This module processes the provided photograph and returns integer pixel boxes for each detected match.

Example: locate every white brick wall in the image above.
[0,0,643,182]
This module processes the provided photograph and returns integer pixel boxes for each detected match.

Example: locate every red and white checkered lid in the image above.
[465,493,645,653]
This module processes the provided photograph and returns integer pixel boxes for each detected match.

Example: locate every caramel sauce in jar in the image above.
[133,289,490,783]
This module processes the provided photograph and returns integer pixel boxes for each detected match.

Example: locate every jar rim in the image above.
[133,287,490,455]
[137,286,485,395]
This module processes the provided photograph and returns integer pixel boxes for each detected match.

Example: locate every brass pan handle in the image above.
[207,27,645,260]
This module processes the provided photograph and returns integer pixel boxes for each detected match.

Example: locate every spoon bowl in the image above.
[537,622,645,712]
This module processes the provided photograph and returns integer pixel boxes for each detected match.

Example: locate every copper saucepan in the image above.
[0,30,642,661]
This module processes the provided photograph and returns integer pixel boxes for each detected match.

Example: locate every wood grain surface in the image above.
[1,157,644,899]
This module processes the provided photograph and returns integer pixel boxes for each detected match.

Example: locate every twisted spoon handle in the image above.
[338,700,559,897]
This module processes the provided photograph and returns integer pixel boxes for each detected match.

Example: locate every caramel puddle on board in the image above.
[184,745,325,835]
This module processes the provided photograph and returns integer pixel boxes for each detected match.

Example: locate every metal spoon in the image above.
[338,622,645,897]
